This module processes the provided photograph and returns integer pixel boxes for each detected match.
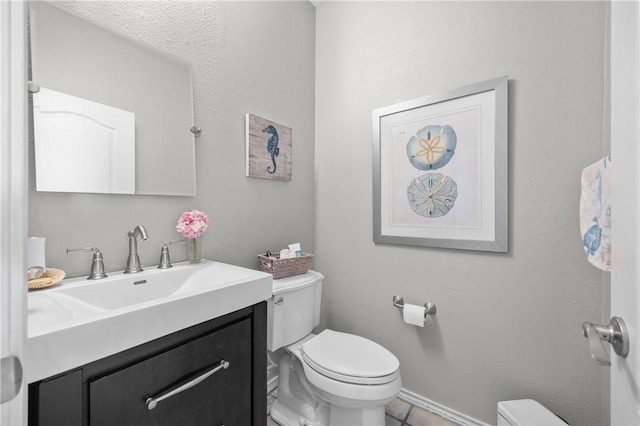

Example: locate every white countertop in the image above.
[27,260,272,383]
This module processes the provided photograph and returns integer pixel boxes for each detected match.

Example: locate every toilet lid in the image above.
[301,330,400,385]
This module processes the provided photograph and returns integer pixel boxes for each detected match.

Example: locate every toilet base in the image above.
[329,405,386,426]
[271,397,386,426]
[271,350,329,426]
[270,345,395,426]
[271,398,386,426]
[271,398,326,426]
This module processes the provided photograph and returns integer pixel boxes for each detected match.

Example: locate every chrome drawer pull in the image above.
[146,359,230,410]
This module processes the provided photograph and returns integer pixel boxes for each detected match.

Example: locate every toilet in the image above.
[267,271,402,426]
[498,399,567,425]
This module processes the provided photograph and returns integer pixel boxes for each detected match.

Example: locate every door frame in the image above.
[610,1,640,425]
[0,0,28,424]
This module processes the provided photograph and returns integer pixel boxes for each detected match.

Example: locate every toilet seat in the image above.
[301,330,400,385]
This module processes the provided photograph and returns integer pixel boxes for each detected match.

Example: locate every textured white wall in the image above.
[29,1,316,277]
[315,2,608,425]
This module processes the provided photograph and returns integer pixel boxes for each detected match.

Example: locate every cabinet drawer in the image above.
[89,318,252,426]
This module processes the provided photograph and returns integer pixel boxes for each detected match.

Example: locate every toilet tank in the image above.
[267,270,324,352]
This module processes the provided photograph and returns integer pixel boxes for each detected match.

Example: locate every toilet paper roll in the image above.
[402,303,425,327]
[27,237,46,268]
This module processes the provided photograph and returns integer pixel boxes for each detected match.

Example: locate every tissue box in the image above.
[257,252,313,279]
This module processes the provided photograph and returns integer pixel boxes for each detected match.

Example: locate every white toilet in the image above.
[267,271,402,426]
[498,399,567,425]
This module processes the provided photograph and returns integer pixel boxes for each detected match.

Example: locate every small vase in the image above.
[187,237,202,264]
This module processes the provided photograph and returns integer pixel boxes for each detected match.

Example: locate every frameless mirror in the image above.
[29,1,197,196]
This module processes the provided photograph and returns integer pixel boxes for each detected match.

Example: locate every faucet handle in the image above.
[158,240,185,269]
[67,247,108,280]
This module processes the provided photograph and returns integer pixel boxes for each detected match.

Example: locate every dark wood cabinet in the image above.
[30,370,83,426]
[29,302,267,426]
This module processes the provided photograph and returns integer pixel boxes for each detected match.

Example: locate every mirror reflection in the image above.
[29,1,197,196]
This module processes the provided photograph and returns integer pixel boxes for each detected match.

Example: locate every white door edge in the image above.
[0,0,28,424]
[610,1,640,424]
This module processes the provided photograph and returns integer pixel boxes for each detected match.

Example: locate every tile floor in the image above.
[384,398,458,426]
[267,391,458,426]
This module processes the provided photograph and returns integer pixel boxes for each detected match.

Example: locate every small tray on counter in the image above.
[28,268,65,290]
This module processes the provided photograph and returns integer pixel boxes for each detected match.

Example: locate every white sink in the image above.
[26,260,272,383]
[52,267,195,310]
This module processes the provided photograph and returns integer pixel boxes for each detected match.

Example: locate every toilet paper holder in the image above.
[392,295,437,318]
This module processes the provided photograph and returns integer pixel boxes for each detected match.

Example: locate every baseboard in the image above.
[398,388,491,426]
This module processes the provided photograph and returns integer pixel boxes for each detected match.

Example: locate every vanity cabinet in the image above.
[28,303,267,426]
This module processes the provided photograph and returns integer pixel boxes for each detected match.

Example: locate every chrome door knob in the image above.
[582,316,629,366]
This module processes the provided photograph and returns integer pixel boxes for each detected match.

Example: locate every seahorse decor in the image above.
[245,113,292,181]
[263,124,279,174]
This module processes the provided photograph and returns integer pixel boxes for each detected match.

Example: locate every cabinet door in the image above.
[28,370,83,426]
[89,319,252,426]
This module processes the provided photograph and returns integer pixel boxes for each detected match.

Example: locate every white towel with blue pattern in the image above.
[580,157,611,271]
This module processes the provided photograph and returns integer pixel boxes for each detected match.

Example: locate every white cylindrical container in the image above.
[27,237,46,268]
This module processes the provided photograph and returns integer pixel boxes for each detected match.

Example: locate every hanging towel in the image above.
[579,157,611,271]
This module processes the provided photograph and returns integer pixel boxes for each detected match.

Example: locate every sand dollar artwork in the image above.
[406,125,457,170]
[407,173,458,218]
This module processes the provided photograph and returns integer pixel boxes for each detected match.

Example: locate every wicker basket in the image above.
[258,252,313,279]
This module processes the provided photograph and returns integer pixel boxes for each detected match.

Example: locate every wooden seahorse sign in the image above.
[245,113,292,181]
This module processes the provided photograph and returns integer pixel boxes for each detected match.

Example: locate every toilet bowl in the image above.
[267,271,402,426]
[272,331,402,426]
[498,399,567,425]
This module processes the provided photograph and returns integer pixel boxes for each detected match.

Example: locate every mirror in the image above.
[29,1,197,196]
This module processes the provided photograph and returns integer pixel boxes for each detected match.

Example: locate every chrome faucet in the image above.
[67,247,108,280]
[124,225,149,273]
[157,240,185,269]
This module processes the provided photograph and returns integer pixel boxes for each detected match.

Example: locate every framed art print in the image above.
[246,113,292,181]
[372,76,508,252]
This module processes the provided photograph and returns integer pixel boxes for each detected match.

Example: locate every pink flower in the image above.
[176,210,209,239]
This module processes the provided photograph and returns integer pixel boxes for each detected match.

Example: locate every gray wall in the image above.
[29,1,316,277]
[315,2,608,425]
